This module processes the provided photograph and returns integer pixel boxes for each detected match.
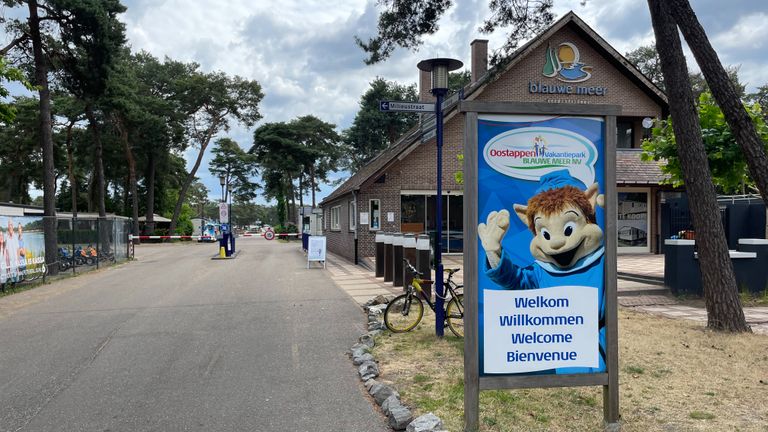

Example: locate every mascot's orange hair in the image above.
[523,186,596,234]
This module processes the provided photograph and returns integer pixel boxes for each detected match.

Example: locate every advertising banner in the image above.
[0,216,46,284]
[477,114,606,375]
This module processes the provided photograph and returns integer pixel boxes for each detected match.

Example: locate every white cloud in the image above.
[109,0,768,204]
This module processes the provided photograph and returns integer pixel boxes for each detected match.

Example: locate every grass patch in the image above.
[372,308,768,431]
[739,289,768,306]
[413,374,431,384]
[624,365,645,375]
[689,410,716,420]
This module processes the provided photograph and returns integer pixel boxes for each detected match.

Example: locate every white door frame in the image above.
[617,187,652,254]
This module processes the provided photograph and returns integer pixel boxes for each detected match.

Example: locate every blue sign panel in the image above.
[477,115,606,376]
[221,223,229,233]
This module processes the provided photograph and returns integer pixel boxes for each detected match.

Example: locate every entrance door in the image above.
[617,188,650,253]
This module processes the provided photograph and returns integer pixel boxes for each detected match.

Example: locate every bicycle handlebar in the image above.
[402,258,422,277]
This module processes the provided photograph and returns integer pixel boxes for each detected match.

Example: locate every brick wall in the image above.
[323,195,357,261]
[356,118,465,258]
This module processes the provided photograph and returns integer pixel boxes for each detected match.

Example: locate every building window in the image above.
[617,120,634,148]
[370,199,381,230]
[349,200,356,231]
[400,192,464,253]
[331,206,341,231]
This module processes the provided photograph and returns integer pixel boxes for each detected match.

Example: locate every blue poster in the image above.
[477,114,606,376]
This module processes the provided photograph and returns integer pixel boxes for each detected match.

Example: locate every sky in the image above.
[8,0,768,205]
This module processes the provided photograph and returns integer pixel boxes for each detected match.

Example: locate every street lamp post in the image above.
[417,57,463,337]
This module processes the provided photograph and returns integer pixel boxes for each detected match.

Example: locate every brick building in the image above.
[320,12,670,263]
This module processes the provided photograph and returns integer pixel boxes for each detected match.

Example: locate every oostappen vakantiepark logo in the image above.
[543,42,593,83]
[483,127,598,186]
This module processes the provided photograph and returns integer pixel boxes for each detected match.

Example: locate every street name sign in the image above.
[379,101,435,113]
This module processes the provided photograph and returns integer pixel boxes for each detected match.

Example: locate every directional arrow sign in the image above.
[379,101,435,113]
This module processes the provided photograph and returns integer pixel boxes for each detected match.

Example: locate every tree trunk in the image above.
[169,125,219,235]
[668,0,768,206]
[648,0,749,332]
[288,176,296,224]
[310,164,317,208]
[65,121,78,216]
[145,151,156,235]
[298,174,304,208]
[28,0,58,275]
[85,103,106,217]
[115,115,140,241]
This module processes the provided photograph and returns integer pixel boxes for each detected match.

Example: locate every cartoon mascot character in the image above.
[479,169,606,371]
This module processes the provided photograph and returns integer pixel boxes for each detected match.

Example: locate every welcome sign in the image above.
[476,114,606,375]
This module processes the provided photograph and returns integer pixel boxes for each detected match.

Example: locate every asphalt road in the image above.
[0,238,388,432]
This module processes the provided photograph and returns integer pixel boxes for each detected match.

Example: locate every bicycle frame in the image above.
[407,273,461,317]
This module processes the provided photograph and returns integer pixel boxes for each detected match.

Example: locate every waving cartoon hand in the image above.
[478,209,510,268]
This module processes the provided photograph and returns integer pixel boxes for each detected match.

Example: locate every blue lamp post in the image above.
[417,57,463,337]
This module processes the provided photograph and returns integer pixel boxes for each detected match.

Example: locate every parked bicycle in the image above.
[384,259,464,337]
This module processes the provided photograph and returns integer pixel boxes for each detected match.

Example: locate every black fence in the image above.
[55,216,132,275]
[660,194,766,253]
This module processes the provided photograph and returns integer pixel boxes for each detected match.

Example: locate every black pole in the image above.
[72,217,76,274]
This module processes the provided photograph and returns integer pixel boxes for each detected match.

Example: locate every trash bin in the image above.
[375,232,385,278]
[383,233,394,283]
[403,234,417,289]
[392,233,404,287]
[416,234,432,300]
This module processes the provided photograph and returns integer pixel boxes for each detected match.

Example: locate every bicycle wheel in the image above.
[446,293,465,338]
[384,294,424,333]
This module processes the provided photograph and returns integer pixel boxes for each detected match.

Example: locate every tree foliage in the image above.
[343,77,419,171]
[0,58,33,122]
[642,92,768,194]
[356,0,553,65]
[209,137,259,203]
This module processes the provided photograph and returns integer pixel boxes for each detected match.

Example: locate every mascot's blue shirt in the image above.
[484,246,606,374]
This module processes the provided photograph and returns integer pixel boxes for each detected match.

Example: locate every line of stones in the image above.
[348,296,447,432]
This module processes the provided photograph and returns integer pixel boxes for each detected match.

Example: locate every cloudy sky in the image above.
[12,0,768,204]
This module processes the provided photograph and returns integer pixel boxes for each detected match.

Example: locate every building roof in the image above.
[616,149,669,185]
[321,126,423,205]
[138,214,172,223]
[321,11,669,206]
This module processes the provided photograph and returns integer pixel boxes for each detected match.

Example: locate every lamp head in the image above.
[219,175,226,186]
[417,58,463,91]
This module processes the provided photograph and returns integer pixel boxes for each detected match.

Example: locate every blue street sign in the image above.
[221,223,229,233]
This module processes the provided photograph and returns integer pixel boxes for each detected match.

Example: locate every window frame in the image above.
[330,205,341,231]
[349,200,357,231]
[369,199,381,231]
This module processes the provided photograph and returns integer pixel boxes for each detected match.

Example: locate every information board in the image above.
[459,101,620,431]
[307,236,327,268]
[477,114,606,375]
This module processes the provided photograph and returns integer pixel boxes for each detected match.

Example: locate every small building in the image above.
[138,214,171,234]
[0,202,44,216]
[321,11,671,263]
